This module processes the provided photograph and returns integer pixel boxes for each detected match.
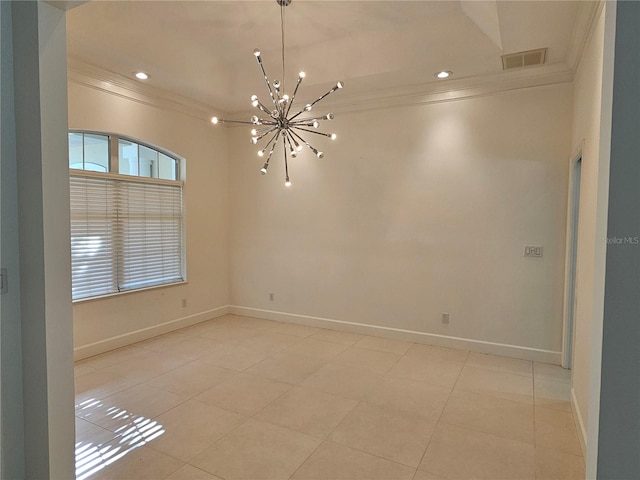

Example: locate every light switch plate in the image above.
[523,245,543,257]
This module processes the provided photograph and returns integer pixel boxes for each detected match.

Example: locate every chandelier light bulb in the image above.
[273,80,280,88]
[296,144,303,152]
[291,150,297,158]
[313,121,319,128]
[253,49,261,57]
[251,115,259,124]
[251,129,258,136]
[285,177,292,187]
[331,133,337,140]
[337,81,344,89]
[316,151,324,159]
[251,94,258,101]
[251,137,258,144]
[211,117,219,124]
[260,163,269,174]
[258,150,265,157]
[283,94,290,101]
[326,113,334,120]
[299,71,306,78]
[252,100,259,107]
[305,104,312,111]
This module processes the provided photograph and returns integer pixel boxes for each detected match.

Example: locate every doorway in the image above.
[562,154,582,369]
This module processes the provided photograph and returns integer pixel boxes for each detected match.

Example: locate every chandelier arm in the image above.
[264,130,281,163]
[286,130,302,151]
[254,126,278,142]
[283,131,296,153]
[261,130,281,153]
[289,120,319,127]
[253,116,278,126]
[289,129,321,157]
[290,113,334,123]
[289,115,332,125]
[285,76,303,117]
[255,101,274,117]
[287,107,310,122]
[292,126,332,138]
[213,118,259,126]
[307,83,343,110]
[283,139,290,185]
[254,125,276,133]
[255,54,279,108]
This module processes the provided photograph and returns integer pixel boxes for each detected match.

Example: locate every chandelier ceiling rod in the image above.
[211,0,343,187]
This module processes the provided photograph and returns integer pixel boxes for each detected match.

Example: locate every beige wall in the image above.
[68,82,230,358]
[568,3,610,456]
[229,83,573,361]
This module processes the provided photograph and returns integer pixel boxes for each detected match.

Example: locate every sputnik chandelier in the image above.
[211,0,343,187]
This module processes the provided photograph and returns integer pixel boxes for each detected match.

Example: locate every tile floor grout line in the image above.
[461,363,535,379]
[413,349,469,474]
[323,438,423,471]
[381,343,407,374]
[286,438,325,480]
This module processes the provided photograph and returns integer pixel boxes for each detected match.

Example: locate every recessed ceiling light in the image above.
[134,72,149,80]
[435,71,452,79]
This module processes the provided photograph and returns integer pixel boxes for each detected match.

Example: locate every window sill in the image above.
[72,280,188,304]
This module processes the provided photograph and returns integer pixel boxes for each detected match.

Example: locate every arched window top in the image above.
[68,131,181,181]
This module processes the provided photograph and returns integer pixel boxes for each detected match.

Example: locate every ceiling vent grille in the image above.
[501,48,547,70]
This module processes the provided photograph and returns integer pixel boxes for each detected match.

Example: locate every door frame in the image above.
[561,142,584,369]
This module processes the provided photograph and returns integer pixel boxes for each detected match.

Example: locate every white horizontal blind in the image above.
[118,181,183,291]
[70,176,118,300]
[70,174,183,300]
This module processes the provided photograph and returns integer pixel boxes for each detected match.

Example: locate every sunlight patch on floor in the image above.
[75,398,165,480]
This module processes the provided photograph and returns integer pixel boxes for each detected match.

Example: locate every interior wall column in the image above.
[11,1,75,478]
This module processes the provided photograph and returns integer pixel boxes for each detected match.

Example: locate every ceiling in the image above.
[66,1,594,114]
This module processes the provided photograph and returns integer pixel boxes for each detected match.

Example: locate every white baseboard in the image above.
[571,387,588,459]
[229,306,561,364]
[73,306,230,360]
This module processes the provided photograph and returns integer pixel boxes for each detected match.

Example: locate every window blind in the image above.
[70,175,118,300]
[70,174,183,300]
[118,181,183,291]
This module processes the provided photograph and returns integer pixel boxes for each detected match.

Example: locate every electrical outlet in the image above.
[441,312,450,324]
[181,298,187,308]
[269,293,274,301]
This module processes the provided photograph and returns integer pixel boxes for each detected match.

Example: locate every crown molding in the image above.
[232,62,574,120]
[68,57,573,126]
[566,1,605,73]
[67,58,223,123]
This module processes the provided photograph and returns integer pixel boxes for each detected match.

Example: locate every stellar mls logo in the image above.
[606,236,639,245]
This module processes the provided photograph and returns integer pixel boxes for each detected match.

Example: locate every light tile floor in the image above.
[75,314,585,480]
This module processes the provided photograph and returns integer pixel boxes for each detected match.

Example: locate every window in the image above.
[69,131,184,301]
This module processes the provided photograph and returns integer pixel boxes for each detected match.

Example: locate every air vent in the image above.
[501,48,547,70]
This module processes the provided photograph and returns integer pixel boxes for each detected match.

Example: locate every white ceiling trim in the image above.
[566,1,604,72]
[67,59,216,122]
[68,58,573,125]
